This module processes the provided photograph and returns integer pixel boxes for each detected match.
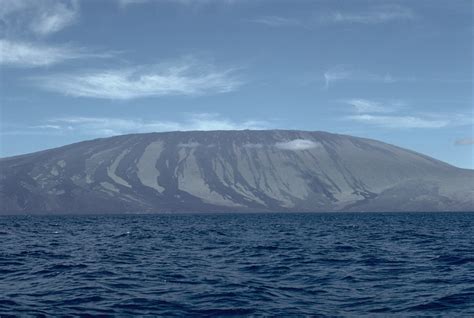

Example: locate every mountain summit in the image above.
[1,130,472,214]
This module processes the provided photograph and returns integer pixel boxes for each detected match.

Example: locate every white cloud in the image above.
[342,99,472,130]
[275,139,321,151]
[0,2,110,68]
[31,58,242,99]
[252,16,301,27]
[0,39,110,67]
[0,0,79,36]
[322,5,414,25]
[455,138,474,146]
[181,113,267,131]
[19,113,271,136]
[0,40,71,66]
[420,112,474,127]
[117,0,242,7]
[323,65,407,89]
[344,99,399,113]
[251,5,415,29]
[324,65,352,89]
[347,114,449,129]
[31,124,62,129]
[117,0,150,7]
[32,0,79,35]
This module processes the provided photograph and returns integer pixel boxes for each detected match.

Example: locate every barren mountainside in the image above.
[0,130,472,214]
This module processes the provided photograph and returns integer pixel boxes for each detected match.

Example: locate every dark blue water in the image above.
[0,213,473,317]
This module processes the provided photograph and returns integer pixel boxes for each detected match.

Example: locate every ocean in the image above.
[0,212,473,317]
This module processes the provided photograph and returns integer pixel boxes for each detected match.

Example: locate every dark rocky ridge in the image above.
[0,130,472,214]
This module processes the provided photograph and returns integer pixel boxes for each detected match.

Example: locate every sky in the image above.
[0,0,472,168]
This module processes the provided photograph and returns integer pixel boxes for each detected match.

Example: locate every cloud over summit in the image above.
[16,113,271,137]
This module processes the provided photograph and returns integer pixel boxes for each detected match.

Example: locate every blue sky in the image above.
[0,0,472,168]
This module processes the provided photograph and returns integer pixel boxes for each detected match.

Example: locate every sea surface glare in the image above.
[0,213,473,317]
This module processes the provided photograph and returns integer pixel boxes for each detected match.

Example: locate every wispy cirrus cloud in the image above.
[321,5,415,25]
[0,1,99,68]
[30,58,242,99]
[347,114,449,129]
[342,98,471,129]
[323,65,405,89]
[252,5,415,29]
[117,0,243,8]
[323,65,353,89]
[454,138,474,146]
[0,40,73,67]
[0,39,112,67]
[117,0,150,7]
[5,113,271,136]
[252,16,301,27]
[343,99,401,113]
[30,0,79,35]
[0,0,79,36]
[323,65,469,89]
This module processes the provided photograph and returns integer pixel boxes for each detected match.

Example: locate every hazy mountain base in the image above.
[0,130,473,214]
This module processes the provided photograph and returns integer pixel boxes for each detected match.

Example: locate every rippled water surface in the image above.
[0,212,473,317]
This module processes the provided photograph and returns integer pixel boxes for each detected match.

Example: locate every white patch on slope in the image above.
[137,141,165,193]
[107,150,132,188]
[48,189,65,195]
[50,166,59,176]
[100,181,120,193]
[275,139,321,151]
[85,147,118,185]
